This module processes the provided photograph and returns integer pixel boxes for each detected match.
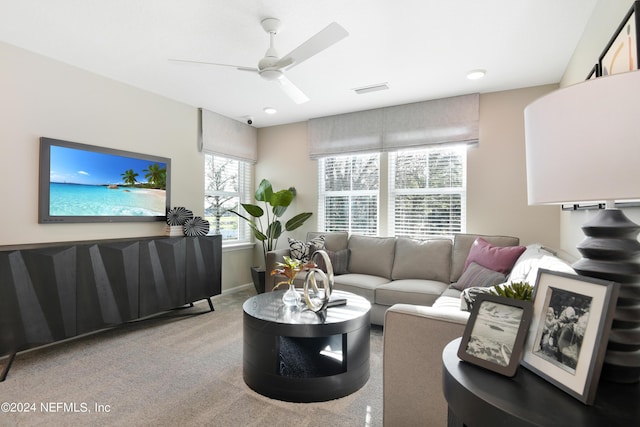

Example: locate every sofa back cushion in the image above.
[306,231,349,252]
[450,234,520,283]
[348,235,396,278]
[391,237,452,282]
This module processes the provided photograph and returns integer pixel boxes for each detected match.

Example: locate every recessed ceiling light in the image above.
[263,107,277,114]
[467,69,486,80]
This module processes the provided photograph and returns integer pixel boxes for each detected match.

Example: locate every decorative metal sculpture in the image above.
[303,250,334,312]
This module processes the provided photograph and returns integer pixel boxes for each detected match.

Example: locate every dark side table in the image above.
[442,337,640,427]
[243,290,371,402]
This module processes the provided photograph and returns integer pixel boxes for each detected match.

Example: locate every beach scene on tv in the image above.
[49,145,167,217]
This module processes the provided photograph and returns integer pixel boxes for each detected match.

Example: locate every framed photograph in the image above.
[521,269,619,405]
[457,294,533,377]
[599,1,640,76]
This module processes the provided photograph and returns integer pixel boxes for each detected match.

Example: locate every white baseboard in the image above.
[219,283,254,296]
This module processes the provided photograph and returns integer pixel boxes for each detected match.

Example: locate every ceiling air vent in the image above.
[352,82,389,95]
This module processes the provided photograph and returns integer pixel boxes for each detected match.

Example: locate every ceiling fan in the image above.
[170,18,348,104]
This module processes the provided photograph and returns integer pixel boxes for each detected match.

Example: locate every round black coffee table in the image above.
[242,289,371,402]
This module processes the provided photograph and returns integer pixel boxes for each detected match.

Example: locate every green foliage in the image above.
[142,163,167,189]
[121,169,139,186]
[490,281,533,301]
[230,178,313,265]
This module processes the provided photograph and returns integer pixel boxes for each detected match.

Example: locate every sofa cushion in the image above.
[307,231,349,252]
[451,262,506,291]
[348,235,396,279]
[375,279,448,307]
[508,244,575,285]
[463,237,525,274]
[333,273,390,302]
[288,235,325,261]
[450,234,520,283]
[441,287,462,298]
[391,237,451,282]
[432,295,462,310]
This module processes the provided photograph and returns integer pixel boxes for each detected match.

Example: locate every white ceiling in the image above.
[0,0,598,128]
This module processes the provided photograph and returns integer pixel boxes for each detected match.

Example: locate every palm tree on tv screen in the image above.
[143,163,167,189]
[121,169,139,186]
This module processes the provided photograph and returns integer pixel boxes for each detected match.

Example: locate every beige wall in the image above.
[0,41,250,292]
[0,41,199,244]
[254,122,317,266]
[470,85,558,246]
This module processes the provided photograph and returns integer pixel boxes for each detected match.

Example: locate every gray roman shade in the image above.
[308,93,479,159]
[307,108,384,158]
[199,108,257,163]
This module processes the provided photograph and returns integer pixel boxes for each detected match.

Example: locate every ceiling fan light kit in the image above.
[171,18,348,105]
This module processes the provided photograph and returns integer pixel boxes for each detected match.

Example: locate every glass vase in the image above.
[282,283,301,307]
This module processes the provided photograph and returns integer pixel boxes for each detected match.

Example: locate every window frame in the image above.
[388,145,467,239]
[317,146,467,238]
[204,153,253,247]
[317,153,381,236]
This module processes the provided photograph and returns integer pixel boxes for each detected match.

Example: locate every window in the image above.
[204,154,252,243]
[318,153,380,235]
[389,146,466,239]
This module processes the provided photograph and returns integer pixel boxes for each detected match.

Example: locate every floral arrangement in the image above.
[270,256,314,290]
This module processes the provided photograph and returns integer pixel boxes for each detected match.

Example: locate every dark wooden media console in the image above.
[0,235,221,381]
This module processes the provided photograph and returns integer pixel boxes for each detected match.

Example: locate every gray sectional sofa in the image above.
[267,231,575,425]
[265,231,520,325]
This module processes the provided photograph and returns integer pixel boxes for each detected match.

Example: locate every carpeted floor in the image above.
[0,288,383,426]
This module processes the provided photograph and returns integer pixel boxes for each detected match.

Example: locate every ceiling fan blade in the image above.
[276,75,309,104]
[277,22,348,70]
[169,58,258,72]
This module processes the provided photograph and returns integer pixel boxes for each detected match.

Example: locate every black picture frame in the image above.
[521,269,619,405]
[599,0,640,76]
[457,294,533,377]
[586,63,600,80]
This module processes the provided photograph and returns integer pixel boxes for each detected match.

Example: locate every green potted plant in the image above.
[490,281,533,301]
[231,178,313,293]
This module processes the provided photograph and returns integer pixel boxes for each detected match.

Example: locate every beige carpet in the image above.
[0,288,383,427]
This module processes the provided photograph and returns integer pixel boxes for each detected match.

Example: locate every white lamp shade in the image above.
[524,70,640,205]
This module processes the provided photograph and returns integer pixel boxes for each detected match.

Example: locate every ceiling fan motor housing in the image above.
[260,69,283,81]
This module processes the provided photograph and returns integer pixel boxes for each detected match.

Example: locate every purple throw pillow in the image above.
[463,237,526,275]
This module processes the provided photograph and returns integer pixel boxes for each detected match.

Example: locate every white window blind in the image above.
[318,153,380,235]
[204,153,252,243]
[389,146,466,239]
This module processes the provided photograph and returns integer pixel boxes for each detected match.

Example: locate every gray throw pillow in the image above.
[451,262,506,291]
[310,247,350,275]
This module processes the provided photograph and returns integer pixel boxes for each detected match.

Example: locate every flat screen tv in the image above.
[39,137,171,223]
